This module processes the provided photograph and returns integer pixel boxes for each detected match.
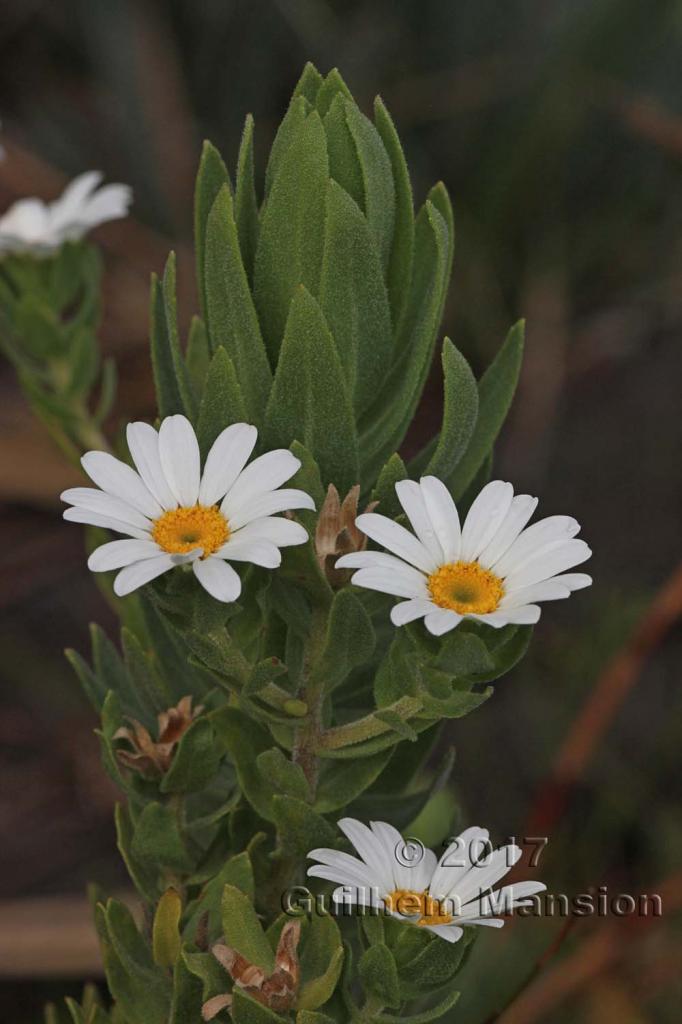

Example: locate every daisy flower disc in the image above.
[61,414,315,602]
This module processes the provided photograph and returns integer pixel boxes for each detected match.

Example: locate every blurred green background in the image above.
[1,1,680,1021]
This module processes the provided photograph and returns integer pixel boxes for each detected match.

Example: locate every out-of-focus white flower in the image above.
[0,170,132,255]
[61,414,315,602]
[337,477,592,635]
[308,818,546,944]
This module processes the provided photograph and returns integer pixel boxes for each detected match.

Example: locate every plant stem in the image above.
[292,605,329,796]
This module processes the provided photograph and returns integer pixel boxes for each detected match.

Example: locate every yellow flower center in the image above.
[152,505,229,558]
[428,560,504,615]
[385,890,454,927]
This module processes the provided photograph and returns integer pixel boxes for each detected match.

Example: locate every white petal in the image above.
[215,538,281,568]
[222,450,301,520]
[337,818,394,891]
[355,513,437,573]
[395,480,444,564]
[477,494,538,568]
[552,572,592,591]
[61,487,152,531]
[429,827,491,900]
[113,554,178,595]
[227,489,315,530]
[81,451,162,519]
[390,599,434,626]
[88,539,160,571]
[500,579,571,608]
[198,423,258,506]
[47,171,102,232]
[493,515,582,578]
[350,567,429,600]
[504,540,591,591]
[460,481,514,562]
[469,605,541,627]
[158,415,201,507]
[419,476,461,562]
[229,516,308,548]
[78,182,132,229]
[336,550,426,575]
[424,608,462,635]
[422,924,464,943]
[452,846,521,907]
[193,556,242,602]
[126,422,178,509]
[63,506,149,540]
[370,821,438,893]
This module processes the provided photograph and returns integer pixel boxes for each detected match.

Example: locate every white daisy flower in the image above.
[307,818,546,944]
[336,477,592,636]
[0,170,131,256]
[61,414,315,602]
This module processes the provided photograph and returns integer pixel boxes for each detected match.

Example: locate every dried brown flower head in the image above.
[315,484,376,587]
[114,695,203,777]
[201,919,301,1019]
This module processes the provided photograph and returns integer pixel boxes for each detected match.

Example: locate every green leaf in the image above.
[161,716,221,793]
[425,339,478,482]
[371,453,407,519]
[232,990,287,1023]
[100,899,171,1024]
[296,1012,335,1024]
[447,320,525,497]
[257,748,311,801]
[377,989,460,1023]
[194,141,231,324]
[221,884,275,975]
[162,253,197,419]
[298,914,344,1011]
[319,180,393,416]
[115,803,159,902]
[433,629,494,678]
[323,95,364,209]
[264,95,311,198]
[149,272,185,420]
[314,589,375,691]
[211,707,275,820]
[254,111,329,361]
[374,97,414,330]
[204,186,271,422]
[359,944,400,1009]
[65,647,107,713]
[131,802,193,874]
[121,626,171,717]
[152,888,182,967]
[374,709,418,741]
[344,102,395,270]
[315,68,353,118]
[169,952,205,1024]
[426,182,455,322]
[185,315,210,396]
[184,852,255,944]
[293,62,324,105]
[360,200,450,483]
[235,114,259,283]
[264,286,359,493]
[397,930,471,999]
[272,795,338,857]
[315,748,393,814]
[196,346,249,459]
